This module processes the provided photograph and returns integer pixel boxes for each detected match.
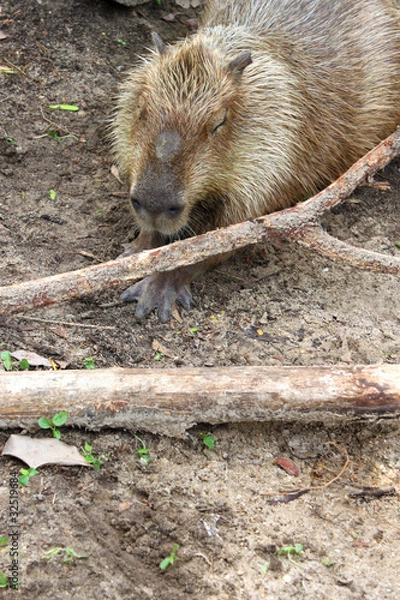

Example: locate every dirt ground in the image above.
[0,0,399,598]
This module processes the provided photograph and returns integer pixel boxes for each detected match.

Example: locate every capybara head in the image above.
[113,34,252,237]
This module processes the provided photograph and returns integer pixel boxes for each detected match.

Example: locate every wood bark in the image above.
[0,365,399,436]
[0,128,399,317]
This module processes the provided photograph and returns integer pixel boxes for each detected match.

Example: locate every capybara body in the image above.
[113,0,400,320]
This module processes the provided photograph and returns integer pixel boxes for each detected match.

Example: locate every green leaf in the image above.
[19,358,30,371]
[160,544,179,570]
[278,543,304,557]
[53,429,61,440]
[64,547,88,561]
[52,411,68,427]
[48,130,61,142]
[1,350,12,371]
[0,537,8,547]
[0,573,8,588]
[159,557,171,570]
[202,433,215,450]
[322,558,335,567]
[18,468,37,486]
[48,104,79,111]
[42,547,62,559]
[83,357,95,370]
[49,189,57,201]
[38,417,52,429]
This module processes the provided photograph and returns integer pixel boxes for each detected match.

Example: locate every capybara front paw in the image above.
[121,271,192,323]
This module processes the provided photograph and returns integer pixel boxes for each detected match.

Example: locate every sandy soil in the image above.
[0,1,399,598]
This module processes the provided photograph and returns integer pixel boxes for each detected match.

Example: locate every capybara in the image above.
[113,0,400,322]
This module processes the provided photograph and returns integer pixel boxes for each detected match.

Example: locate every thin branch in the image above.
[0,128,399,317]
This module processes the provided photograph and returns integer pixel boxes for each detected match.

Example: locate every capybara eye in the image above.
[210,109,228,134]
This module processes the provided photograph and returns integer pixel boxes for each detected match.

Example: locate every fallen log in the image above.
[0,365,399,436]
[0,128,399,317]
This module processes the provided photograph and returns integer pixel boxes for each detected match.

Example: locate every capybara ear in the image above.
[152,31,167,55]
[227,52,252,78]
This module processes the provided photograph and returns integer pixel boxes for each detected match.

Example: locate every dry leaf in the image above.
[11,350,51,368]
[51,325,68,339]
[273,457,300,477]
[2,434,90,469]
[151,339,175,358]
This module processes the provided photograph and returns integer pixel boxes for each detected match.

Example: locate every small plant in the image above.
[19,358,30,370]
[116,38,126,46]
[154,352,164,361]
[200,432,215,450]
[159,544,179,571]
[322,557,335,567]
[38,411,68,439]
[0,350,12,371]
[81,442,103,470]
[277,543,304,565]
[0,537,8,548]
[42,547,88,563]
[260,563,269,574]
[49,189,57,201]
[0,351,30,371]
[134,435,151,466]
[19,467,38,486]
[0,573,7,588]
[83,356,96,370]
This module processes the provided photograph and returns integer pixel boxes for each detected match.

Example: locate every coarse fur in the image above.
[112,0,400,320]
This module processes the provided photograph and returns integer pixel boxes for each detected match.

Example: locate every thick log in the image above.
[0,129,400,317]
[0,365,399,436]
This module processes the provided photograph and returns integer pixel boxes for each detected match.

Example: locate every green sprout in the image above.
[134,435,151,466]
[160,544,179,571]
[277,543,304,566]
[81,442,103,470]
[19,468,38,486]
[1,350,12,371]
[49,189,57,201]
[38,411,68,439]
[19,358,30,370]
[42,547,88,563]
[83,356,96,370]
[200,432,215,450]
[322,557,335,567]
[0,573,7,588]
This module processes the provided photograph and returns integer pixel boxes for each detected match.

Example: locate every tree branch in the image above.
[0,365,399,436]
[1,128,399,317]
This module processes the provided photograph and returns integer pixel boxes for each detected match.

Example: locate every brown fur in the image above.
[112,0,400,320]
